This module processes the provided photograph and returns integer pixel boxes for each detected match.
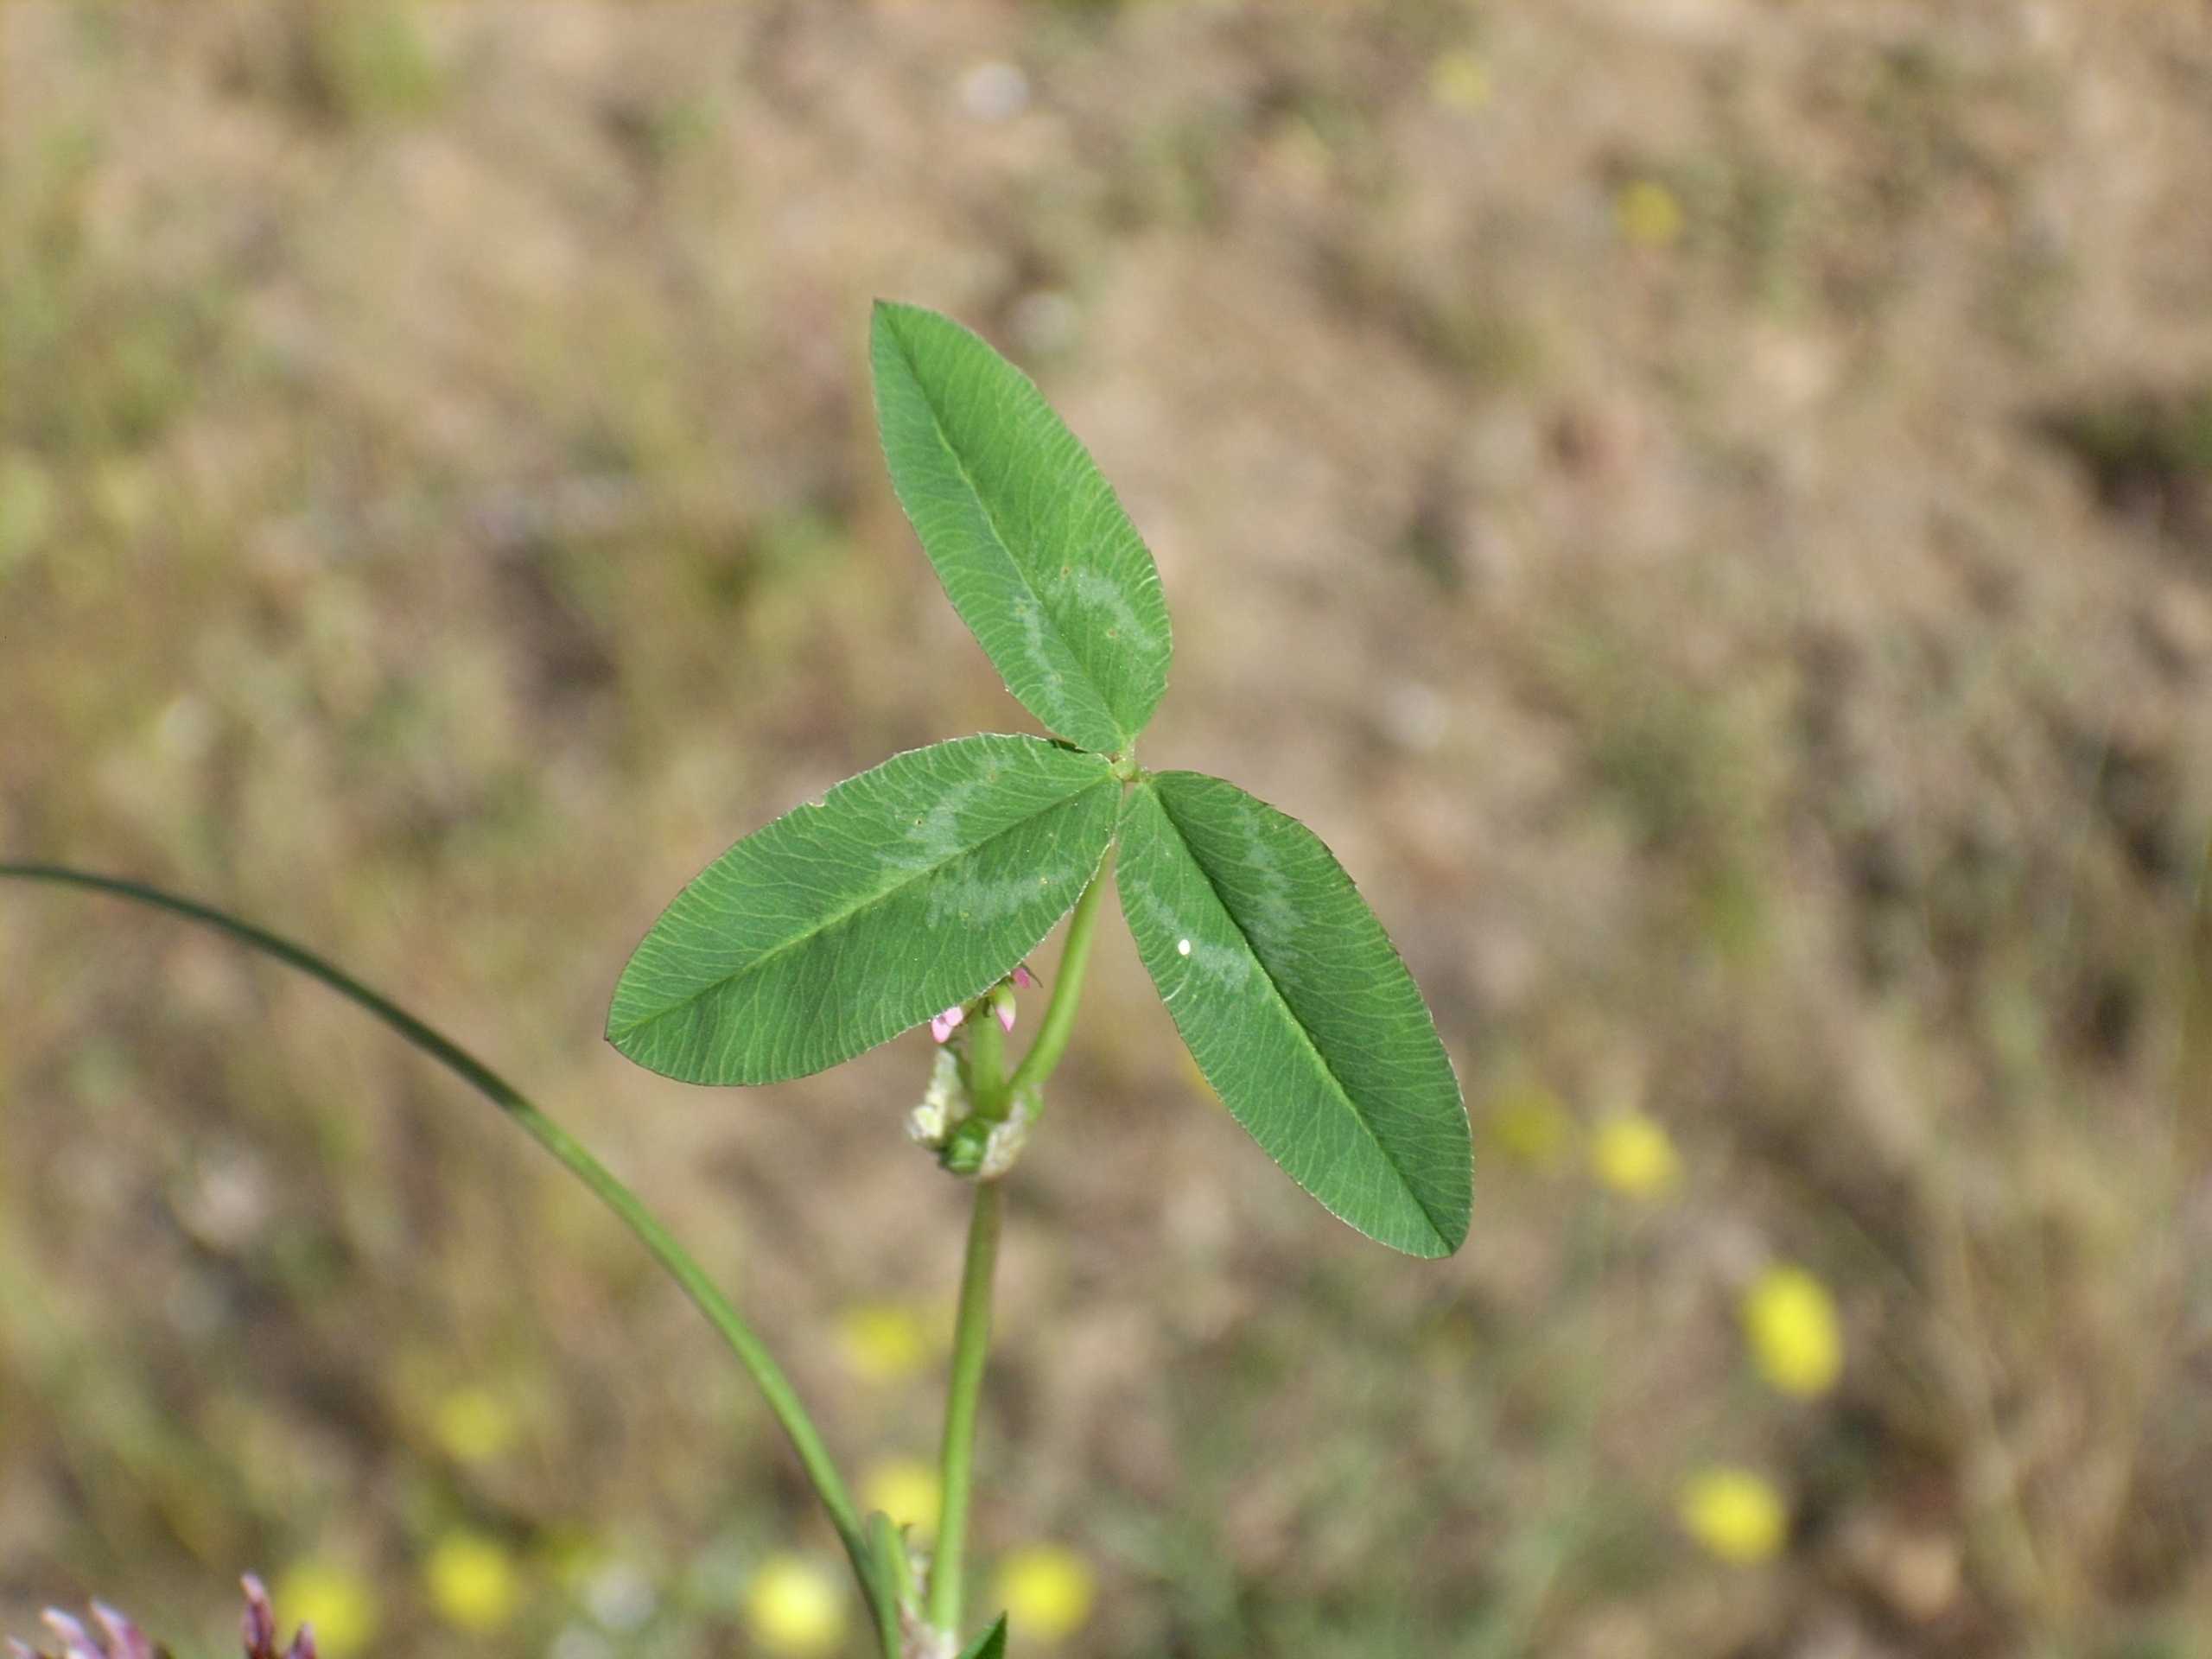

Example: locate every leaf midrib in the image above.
[885,316,1127,753]
[610,770,1112,1045]
[1144,782,1455,1251]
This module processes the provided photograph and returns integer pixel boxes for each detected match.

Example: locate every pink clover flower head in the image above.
[239,1578,315,1659]
[11,1604,156,1659]
[10,1575,315,1659]
[11,1606,150,1659]
[241,1578,277,1658]
[90,1611,151,1659]
[929,1004,966,1045]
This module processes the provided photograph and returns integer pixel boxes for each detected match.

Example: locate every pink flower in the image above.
[240,1576,316,1659]
[931,966,1037,1043]
[10,1605,154,1659]
[6,1580,315,1659]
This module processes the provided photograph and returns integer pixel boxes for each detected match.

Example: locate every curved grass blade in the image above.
[1114,775,1470,1257]
[871,301,1172,757]
[0,862,871,1573]
[607,734,1117,1084]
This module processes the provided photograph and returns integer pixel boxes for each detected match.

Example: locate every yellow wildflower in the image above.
[1591,1111,1680,1197]
[1742,1262,1843,1397]
[1679,1467,1789,1563]
[431,1385,519,1465]
[271,1562,378,1659]
[1428,50,1492,112]
[833,1302,932,1384]
[1488,1082,1576,1173]
[992,1544,1096,1645]
[425,1532,522,1633]
[744,1554,849,1656]
[1616,179,1686,250]
[861,1455,942,1538]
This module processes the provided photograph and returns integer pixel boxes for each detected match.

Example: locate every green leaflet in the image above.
[870,301,1172,757]
[1116,773,1470,1257]
[607,735,1117,1084]
[956,1618,1009,1659]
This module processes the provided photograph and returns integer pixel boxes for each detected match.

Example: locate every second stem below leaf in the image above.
[930,1178,1002,1636]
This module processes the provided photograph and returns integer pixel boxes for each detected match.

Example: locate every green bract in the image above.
[613,302,1471,1258]
[607,734,1116,1084]
[871,301,1172,757]
[957,1618,1009,1659]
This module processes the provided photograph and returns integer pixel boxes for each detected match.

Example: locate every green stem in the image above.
[866,1512,912,1659]
[963,999,1008,1121]
[0,863,871,1581]
[929,1177,1002,1637]
[1006,862,1110,1100]
[925,866,1113,1643]
[503,1101,872,1580]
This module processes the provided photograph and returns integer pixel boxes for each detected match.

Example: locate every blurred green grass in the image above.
[4,3,2212,1656]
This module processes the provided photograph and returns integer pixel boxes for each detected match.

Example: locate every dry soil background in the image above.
[3,4,2212,1656]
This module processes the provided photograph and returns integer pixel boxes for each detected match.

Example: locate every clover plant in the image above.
[4,303,1469,1658]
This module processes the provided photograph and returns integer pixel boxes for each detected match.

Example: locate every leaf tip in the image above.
[869,296,931,347]
[1411,1213,1469,1260]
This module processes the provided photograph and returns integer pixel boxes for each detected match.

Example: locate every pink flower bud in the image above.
[1011,963,1037,989]
[89,1608,150,1659]
[996,999,1016,1033]
[36,1614,99,1659]
[241,1577,277,1659]
[930,1005,966,1044]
